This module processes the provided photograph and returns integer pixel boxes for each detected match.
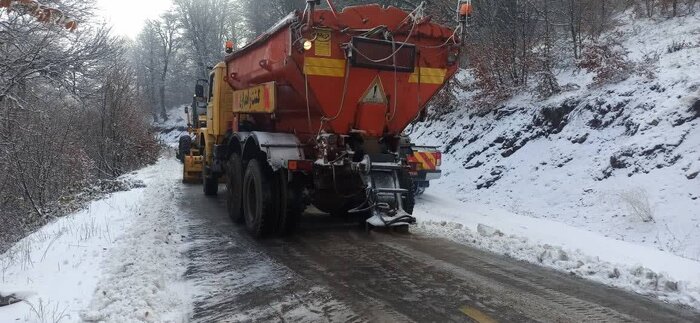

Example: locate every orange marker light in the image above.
[459,3,473,17]
[225,40,234,54]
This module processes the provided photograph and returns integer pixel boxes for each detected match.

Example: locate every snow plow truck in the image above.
[179,0,470,237]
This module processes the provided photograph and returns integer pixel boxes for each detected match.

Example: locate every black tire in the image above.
[243,159,276,237]
[274,169,304,235]
[178,135,192,162]
[413,182,426,196]
[203,167,218,196]
[398,170,415,214]
[225,152,244,223]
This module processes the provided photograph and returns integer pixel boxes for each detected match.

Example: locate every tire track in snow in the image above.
[181,190,362,322]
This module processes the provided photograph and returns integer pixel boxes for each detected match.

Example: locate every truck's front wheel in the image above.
[203,167,219,196]
[243,159,275,237]
[177,135,191,162]
[225,153,244,223]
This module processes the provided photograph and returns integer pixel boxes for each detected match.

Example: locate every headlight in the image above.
[303,39,313,51]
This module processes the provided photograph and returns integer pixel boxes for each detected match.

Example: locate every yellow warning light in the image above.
[303,39,313,51]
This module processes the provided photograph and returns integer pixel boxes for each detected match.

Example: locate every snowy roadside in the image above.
[0,156,192,322]
[413,188,700,310]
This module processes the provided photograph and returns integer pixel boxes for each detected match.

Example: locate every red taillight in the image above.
[433,151,442,166]
[288,160,314,172]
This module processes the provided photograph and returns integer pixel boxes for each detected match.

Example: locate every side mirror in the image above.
[194,84,204,98]
[184,106,189,114]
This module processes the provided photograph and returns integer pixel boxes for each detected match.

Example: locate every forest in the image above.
[0,0,697,247]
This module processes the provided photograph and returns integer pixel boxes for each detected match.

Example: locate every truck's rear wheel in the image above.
[243,159,275,237]
[225,153,244,223]
[203,167,218,196]
[274,169,304,235]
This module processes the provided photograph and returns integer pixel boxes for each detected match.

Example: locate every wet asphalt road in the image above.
[180,184,700,323]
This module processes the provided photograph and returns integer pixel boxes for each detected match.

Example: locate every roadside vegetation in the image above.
[0,1,159,252]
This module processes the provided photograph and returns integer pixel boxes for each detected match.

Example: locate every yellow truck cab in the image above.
[181,63,233,187]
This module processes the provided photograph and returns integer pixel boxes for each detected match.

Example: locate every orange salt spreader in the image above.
[182,0,470,236]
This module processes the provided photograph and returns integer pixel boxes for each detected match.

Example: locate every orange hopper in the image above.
[224,4,461,141]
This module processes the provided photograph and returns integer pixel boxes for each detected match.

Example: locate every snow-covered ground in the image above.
[410,10,700,309]
[0,157,192,322]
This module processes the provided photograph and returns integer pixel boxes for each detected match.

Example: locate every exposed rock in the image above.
[665,281,679,292]
[557,157,574,168]
[444,135,463,154]
[495,107,520,120]
[610,149,635,169]
[476,166,505,189]
[672,99,700,126]
[501,148,516,158]
[533,99,579,134]
[570,133,589,144]
[464,161,483,169]
[609,268,621,279]
[0,293,21,307]
[585,99,629,129]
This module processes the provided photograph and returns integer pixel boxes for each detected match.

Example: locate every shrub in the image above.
[618,188,655,223]
[533,66,561,99]
[636,50,661,80]
[579,37,633,87]
[667,40,690,53]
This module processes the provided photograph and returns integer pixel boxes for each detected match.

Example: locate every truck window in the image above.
[208,73,215,101]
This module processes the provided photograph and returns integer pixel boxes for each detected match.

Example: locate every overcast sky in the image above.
[96,0,172,39]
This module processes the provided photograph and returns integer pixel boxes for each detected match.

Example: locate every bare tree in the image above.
[150,11,180,121]
[134,24,161,122]
[173,0,238,78]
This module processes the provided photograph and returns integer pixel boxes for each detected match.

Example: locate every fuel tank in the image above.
[224,4,460,140]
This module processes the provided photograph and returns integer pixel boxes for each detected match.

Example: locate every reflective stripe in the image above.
[413,152,437,170]
[409,67,447,84]
[304,57,346,77]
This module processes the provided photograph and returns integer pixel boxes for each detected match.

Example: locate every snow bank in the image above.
[0,157,192,322]
[413,191,700,309]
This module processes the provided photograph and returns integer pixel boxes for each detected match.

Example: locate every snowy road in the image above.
[181,183,700,322]
[2,155,699,322]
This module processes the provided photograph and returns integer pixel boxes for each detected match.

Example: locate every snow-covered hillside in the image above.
[410,10,700,307]
[153,106,189,147]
